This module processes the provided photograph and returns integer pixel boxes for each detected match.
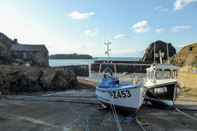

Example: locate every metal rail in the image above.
[135,117,147,131]
[94,63,151,66]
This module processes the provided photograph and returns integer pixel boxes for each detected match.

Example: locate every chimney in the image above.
[14,39,18,43]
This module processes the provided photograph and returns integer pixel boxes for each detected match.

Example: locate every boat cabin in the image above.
[146,64,179,82]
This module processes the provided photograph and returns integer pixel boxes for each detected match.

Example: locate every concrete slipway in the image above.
[0,89,197,131]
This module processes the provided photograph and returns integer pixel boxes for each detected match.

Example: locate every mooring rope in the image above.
[135,117,147,131]
[110,98,122,131]
[172,88,197,121]
[174,107,197,121]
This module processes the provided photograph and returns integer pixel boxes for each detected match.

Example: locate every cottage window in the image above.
[189,47,193,51]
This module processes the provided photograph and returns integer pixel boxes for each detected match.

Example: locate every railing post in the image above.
[88,63,91,77]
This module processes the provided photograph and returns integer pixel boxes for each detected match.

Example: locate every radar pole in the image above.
[104,40,111,62]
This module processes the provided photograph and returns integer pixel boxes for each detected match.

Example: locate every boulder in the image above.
[40,69,78,91]
[143,40,176,64]
[0,65,78,94]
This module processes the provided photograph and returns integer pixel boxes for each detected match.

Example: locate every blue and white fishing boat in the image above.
[96,73,144,112]
[96,41,144,113]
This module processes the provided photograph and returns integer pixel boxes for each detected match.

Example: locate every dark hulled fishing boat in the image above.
[144,64,180,107]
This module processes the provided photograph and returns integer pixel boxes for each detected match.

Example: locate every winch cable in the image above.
[110,99,122,131]
[135,116,147,131]
[144,96,197,121]
[173,106,197,121]
[172,101,197,121]
[172,87,197,121]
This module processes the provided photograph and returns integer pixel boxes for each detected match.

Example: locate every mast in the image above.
[167,43,170,64]
[154,42,156,64]
[159,50,163,64]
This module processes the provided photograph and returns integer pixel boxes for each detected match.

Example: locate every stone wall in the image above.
[32,51,49,67]
[91,63,150,73]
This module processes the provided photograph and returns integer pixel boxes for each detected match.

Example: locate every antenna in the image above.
[104,40,111,62]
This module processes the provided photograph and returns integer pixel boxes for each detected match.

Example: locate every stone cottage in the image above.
[11,43,49,67]
[0,32,49,66]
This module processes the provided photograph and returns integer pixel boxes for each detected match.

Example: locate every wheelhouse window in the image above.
[156,69,171,79]
[147,71,153,80]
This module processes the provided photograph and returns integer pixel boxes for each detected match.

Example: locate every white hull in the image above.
[144,79,177,89]
[96,85,144,111]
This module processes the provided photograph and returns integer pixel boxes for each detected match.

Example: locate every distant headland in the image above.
[50,53,93,59]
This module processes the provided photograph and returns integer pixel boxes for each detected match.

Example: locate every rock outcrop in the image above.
[143,40,176,64]
[0,65,78,94]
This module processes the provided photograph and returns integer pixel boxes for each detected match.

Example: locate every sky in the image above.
[0,0,197,57]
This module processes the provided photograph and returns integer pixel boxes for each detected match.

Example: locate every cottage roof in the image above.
[11,44,48,52]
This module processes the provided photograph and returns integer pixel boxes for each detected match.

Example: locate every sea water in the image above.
[49,59,94,67]
[49,57,140,67]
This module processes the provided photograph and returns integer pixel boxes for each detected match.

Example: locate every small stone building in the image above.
[175,43,197,65]
[11,44,49,67]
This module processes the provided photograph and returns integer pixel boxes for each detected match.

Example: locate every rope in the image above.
[172,86,197,121]
[135,117,147,131]
[174,107,197,121]
[110,99,122,131]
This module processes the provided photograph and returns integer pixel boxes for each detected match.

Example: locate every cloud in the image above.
[68,11,95,20]
[84,28,98,37]
[112,48,145,57]
[113,34,126,39]
[174,0,197,10]
[155,28,165,33]
[132,20,149,33]
[171,25,191,32]
[154,6,169,12]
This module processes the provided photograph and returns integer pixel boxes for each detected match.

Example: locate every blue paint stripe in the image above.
[96,84,143,92]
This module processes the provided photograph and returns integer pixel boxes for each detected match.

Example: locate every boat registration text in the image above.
[110,90,131,99]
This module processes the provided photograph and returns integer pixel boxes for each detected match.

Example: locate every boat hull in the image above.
[96,85,144,113]
[145,82,179,107]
